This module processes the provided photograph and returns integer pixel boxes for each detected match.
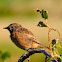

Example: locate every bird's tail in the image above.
[38,43,50,49]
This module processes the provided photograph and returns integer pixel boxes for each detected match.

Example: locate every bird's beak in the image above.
[3,27,8,29]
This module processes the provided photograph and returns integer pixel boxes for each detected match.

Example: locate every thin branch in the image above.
[18,49,51,62]
[51,28,60,36]
[48,29,53,57]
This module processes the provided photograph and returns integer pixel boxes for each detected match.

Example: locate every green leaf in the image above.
[37,21,47,27]
[41,9,48,19]
[55,44,62,48]
[52,48,55,51]
[52,39,56,45]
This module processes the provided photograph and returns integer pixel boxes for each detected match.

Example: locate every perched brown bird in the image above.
[4,23,49,50]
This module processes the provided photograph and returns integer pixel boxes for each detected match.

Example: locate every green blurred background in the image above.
[0,0,62,62]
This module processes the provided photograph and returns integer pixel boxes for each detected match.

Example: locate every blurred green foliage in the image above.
[0,0,62,18]
[0,0,37,17]
[1,52,11,60]
[0,50,11,62]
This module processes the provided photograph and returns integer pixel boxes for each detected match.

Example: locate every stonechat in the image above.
[4,23,49,50]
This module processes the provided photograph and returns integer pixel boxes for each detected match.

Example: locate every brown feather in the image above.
[5,23,49,50]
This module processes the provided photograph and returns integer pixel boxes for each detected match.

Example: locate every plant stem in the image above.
[18,49,51,62]
[48,28,53,62]
[48,29,51,49]
[45,19,47,25]
[45,18,53,62]
[45,19,53,57]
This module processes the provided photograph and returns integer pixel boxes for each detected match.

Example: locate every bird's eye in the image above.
[11,27,13,28]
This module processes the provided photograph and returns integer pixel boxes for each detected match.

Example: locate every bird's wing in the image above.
[25,34,40,44]
[25,34,50,49]
[17,27,40,44]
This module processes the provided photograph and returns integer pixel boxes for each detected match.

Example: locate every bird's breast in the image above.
[10,32,31,50]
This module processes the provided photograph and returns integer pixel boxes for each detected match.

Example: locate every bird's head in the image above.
[4,23,22,33]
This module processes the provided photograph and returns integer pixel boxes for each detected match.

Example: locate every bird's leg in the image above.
[27,57,30,62]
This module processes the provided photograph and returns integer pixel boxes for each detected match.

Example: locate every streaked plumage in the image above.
[4,23,49,50]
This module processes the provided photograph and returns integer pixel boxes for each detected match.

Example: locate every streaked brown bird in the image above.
[4,23,49,62]
[4,23,49,50]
